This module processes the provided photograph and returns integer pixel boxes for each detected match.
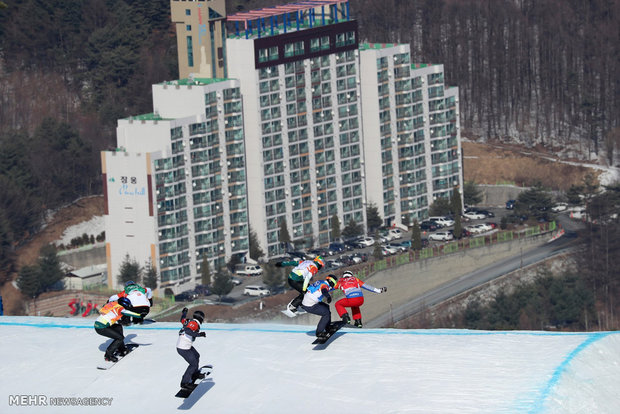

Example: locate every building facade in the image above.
[103,78,248,293]
[102,0,462,293]
[359,43,462,227]
[171,0,228,79]
[226,1,366,256]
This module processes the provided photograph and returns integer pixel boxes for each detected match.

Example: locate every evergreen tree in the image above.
[342,219,363,239]
[248,225,264,260]
[262,263,284,292]
[411,221,422,250]
[210,269,233,302]
[278,217,291,251]
[143,260,158,290]
[429,197,451,216]
[37,244,64,291]
[366,203,382,233]
[372,239,383,261]
[117,254,141,286]
[16,265,42,299]
[451,187,463,239]
[330,214,341,241]
[463,181,483,206]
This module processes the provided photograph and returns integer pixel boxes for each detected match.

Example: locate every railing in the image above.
[330,221,558,283]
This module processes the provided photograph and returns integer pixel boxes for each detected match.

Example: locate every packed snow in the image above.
[1,316,619,413]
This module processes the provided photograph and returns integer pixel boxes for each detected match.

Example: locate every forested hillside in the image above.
[0,0,618,285]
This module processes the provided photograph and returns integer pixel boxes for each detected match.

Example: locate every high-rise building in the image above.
[226,1,366,256]
[359,43,462,227]
[102,0,462,294]
[103,78,248,293]
[171,0,227,79]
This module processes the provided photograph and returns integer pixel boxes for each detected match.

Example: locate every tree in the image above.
[411,221,422,250]
[516,183,553,220]
[37,244,64,291]
[330,214,341,241]
[200,254,212,286]
[16,265,43,299]
[210,269,233,302]
[372,240,383,260]
[451,187,463,239]
[262,263,284,292]
[429,197,451,216]
[227,254,242,273]
[278,217,291,251]
[248,225,264,261]
[117,254,141,287]
[366,203,382,233]
[342,219,363,239]
[464,181,483,206]
[143,260,158,290]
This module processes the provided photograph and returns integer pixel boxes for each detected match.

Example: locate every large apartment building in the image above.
[102,0,462,294]
[359,43,462,226]
[102,78,248,292]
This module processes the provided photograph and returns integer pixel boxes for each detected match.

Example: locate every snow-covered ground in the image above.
[1,316,619,413]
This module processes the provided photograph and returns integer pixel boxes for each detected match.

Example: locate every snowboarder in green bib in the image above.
[275,255,325,314]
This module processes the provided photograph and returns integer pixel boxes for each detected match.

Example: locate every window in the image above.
[186,25,191,31]
[186,36,194,67]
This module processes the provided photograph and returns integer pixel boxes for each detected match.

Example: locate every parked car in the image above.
[463,211,486,220]
[506,199,516,209]
[551,203,568,212]
[387,228,404,239]
[476,209,495,218]
[174,291,198,302]
[381,244,399,255]
[234,264,263,277]
[243,285,270,297]
[355,236,375,248]
[194,284,211,296]
[230,277,242,286]
[428,231,454,242]
[328,243,346,254]
[385,242,407,253]
[420,221,440,231]
[429,216,455,227]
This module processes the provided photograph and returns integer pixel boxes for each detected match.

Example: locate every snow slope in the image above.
[1,317,618,413]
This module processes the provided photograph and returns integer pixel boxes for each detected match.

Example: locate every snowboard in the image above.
[97,343,139,370]
[175,365,214,398]
[281,299,307,318]
[312,321,346,345]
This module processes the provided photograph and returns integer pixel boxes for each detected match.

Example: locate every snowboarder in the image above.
[276,255,325,314]
[300,275,338,338]
[108,281,153,324]
[176,308,207,389]
[94,297,142,362]
[334,270,386,328]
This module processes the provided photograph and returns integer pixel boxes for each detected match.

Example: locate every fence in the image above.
[333,221,557,282]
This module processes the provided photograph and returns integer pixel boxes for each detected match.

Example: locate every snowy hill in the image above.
[1,317,619,413]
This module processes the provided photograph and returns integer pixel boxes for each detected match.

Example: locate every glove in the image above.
[182,307,188,314]
[381,287,387,293]
[275,262,283,267]
[324,292,332,304]
[198,332,206,337]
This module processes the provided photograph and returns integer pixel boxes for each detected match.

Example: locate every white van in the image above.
[235,264,263,276]
[243,285,270,297]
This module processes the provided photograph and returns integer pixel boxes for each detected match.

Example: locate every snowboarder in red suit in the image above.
[334,270,386,328]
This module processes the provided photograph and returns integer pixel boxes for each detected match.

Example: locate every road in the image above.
[366,213,582,328]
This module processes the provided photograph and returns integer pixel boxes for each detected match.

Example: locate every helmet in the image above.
[343,270,354,278]
[325,275,338,288]
[118,297,132,308]
[125,280,136,287]
[192,310,205,324]
[314,255,325,269]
